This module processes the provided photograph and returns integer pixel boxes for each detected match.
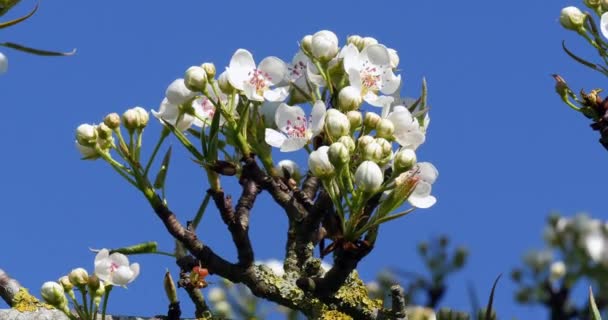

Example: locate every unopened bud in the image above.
[338,136,356,153]
[208,287,226,303]
[375,119,395,138]
[355,161,384,193]
[362,37,378,48]
[57,276,73,292]
[325,109,350,139]
[364,112,381,130]
[338,86,363,111]
[185,66,208,92]
[201,62,216,79]
[375,137,392,157]
[87,274,100,294]
[123,106,149,131]
[40,281,67,309]
[560,7,586,32]
[76,124,97,146]
[104,113,121,129]
[311,30,339,62]
[308,146,335,178]
[347,35,364,50]
[301,35,313,53]
[346,111,362,129]
[584,0,601,9]
[357,135,375,151]
[68,268,89,287]
[218,70,235,94]
[164,271,178,304]
[328,142,350,168]
[393,148,417,173]
[97,123,113,140]
[276,159,301,182]
[363,141,383,161]
[550,261,567,280]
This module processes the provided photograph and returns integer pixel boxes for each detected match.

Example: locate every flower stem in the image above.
[101,285,113,320]
[144,127,170,176]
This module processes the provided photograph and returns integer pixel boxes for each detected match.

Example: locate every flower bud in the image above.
[328,142,350,168]
[362,37,378,48]
[550,261,567,280]
[602,0,608,10]
[308,146,335,178]
[300,34,313,53]
[346,111,362,129]
[164,271,178,304]
[388,48,399,69]
[363,142,383,161]
[0,52,7,74]
[560,7,586,31]
[364,112,381,130]
[375,119,395,138]
[311,30,339,62]
[68,268,89,287]
[185,66,208,92]
[357,135,375,151]
[325,109,350,139]
[338,86,363,111]
[215,300,233,317]
[393,148,417,173]
[87,274,101,293]
[40,281,67,309]
[104,113,121,130]
[97,123,113,141]
[584,0,601,9]
[57,276,73,292]
[276,159,301,182]
[76,124,97,146]
[347,35,364,50]
[375,137,392,158]
[355,161,384,193]
[338,136,356,153]
[201,62,216,79]
[123,106,149,131]
[218,70,235,94]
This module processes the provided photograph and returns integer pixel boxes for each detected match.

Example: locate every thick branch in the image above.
[0,269,20,307]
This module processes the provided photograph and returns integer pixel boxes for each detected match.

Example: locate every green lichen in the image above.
[321,310,353,320]
[335,271,383,311]
[11,288,53,312]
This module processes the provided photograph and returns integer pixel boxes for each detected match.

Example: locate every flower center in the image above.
[248,69,271,94]
[110,262,119,273]
[284,116,309,139]
[289,60,306,80]
[360,64,381,93]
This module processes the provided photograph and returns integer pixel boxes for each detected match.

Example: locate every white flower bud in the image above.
[347,35,364,50]
[376,119,395,138]
[76,124,97,146]
[0,52,8,74]
[584,0,601,9]
[357,135,375,151]
[68,268,89,286]
[218,70,235,94]
[185,66,208,92]
[355,161,384,193]
[362,37,378,48]
[301,34,313,53]
[560,7,586,31]
[208,287,226,303]
[308,146,335,178]
[104,113,121,130]
[346,111,362,129]
[388,48,399,69]
[328,142,350,167]
[550,261,567,280]
[201,62,216,79]
[338,86,363,111]
[40,281,67,309]
[311,30,339,62]
[165,78,195,105]
[122,106,149,131]
[338,136,356,153]
[393,148,417,173]
[364,112,381,130]
[363,142,383,161]
[375,138,392,158]
[325,109,350,139]
[276,159,301,182]
[57,276,73,292]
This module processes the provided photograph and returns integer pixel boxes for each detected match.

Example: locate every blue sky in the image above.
[0,0,606,318]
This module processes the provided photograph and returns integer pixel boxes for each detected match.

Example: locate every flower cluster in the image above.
[75,30,436,248]
[40,249,139,320]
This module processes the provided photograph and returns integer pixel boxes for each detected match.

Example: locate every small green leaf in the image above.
[101,242,158,255]
[160,119,205,161]
[0,41,76,56]
[562,41,608,75]
[0,0,22,18]
[590,287,602,320]
[153,146,172,189]
[0,2,35,29]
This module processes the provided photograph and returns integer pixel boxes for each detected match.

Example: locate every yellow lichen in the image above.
[11,288,53,312]
[321,310,353,320]
[334,271,383,311]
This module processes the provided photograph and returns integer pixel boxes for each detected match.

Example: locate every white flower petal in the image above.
[265,128,287,148]
[228,49,256,90]
[380,73,401,95]
[258,56,287,86]
[165,79,196,105]
[417,162,438,184]
[243,82,264,101]
[280,138,308,152]
[602,12,608,39]
[264,86,289,102]
[408,182,436,208]
[310,101,327,135]
[342,44,360,74]
[362,44,391,66]
[0,52,7,74]
[276,103,305,130]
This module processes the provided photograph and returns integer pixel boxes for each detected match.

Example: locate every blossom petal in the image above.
[342,44,360,74]
[417,162,438,184]
[276,103,305,130]
[408,182,436,208]
[380,73,401,95]
[362,44,391,66]
[243,82,264,101]
[602,12,608,39]
[0,52,7,74]
[280,138,308,152]
[310,101,327,135]
[129,263,140,282]
[165,79,195,105]
[264,86,289,102]
[260,101,281,127]
[112,266,135,286]
[259,56,287,86]
[265,128,287,148]
[228,49,256,91]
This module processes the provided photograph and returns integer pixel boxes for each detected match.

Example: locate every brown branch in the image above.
[0,269,21,307]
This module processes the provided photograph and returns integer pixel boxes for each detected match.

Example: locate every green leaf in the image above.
[0,0,22,18]
[484,274,501,320]
[0,41,76,56]
[562,41,608,75]
[590,287,602,320]
[107,242,158,255]
[153,146,172,189]
[206,105,222,161]
[0,2,35,29]
[160,119,205,161]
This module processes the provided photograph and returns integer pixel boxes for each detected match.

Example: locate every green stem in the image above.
[101,285,113,320]
[79,286,89,318]
[96,148,138,188]
[67,293,85,320]
[135,128,144,162]
[144,127,170,177]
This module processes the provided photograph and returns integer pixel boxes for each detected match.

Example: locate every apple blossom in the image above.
[265,101,326,152]
[386,106,426,149]
[0,52,7,74]
[226,48,288,102]
[94,248,140,287]
[355,161,384,193]
[408,162,438,208]
[152,98,195,131]
[308,146,335,178]
[165,78,196,105]
[343,43,400,106]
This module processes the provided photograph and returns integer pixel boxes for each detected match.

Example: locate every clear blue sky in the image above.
[0,0,605,318]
